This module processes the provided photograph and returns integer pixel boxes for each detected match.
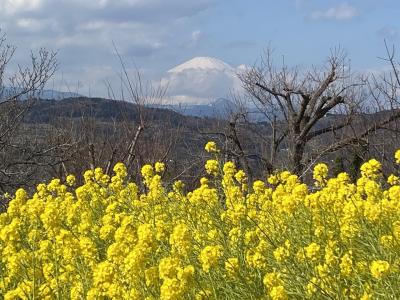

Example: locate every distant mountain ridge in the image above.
[151,98,236,119]
[0,87,81,101]
[21,97,220,130]
[152,98,272,121]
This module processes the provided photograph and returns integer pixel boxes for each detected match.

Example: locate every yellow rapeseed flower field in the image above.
[0,145,400,299]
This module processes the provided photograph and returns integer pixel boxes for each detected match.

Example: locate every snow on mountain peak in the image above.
[161,56,246,105]
[168,56,234,73]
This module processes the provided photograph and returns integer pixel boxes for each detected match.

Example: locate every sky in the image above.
[0,0,399,103]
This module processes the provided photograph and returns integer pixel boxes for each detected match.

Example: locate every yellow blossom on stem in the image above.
[205,141,219,153]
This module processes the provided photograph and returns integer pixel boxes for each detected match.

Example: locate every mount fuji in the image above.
[160,56,245,106]
[168,56,235,73]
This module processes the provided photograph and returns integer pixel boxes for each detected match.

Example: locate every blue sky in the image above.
[193,0,398,68]
[0,0,398,101]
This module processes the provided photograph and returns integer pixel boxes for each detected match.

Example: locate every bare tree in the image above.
[235,45,400,178]
[237,48,363,174]
[102,47,172,179]
[0,31,57,192]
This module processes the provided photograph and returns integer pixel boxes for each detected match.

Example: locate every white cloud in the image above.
[311,3,358,21]
[0,0,43,15]
[16,18,46,31]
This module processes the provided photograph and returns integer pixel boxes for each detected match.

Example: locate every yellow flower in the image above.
[273,240,290,263]
[370,260,390,279]
[113,162,127,178]
[340,251,353,277]
[195,289,212,300]
[269,285,288,300]
[141,164,154,179]
[66,174,76,186]
[70,282,84,300]
[395,149,400,164]
[199,245,223,272]
[160,278,182,300]
[380,235,393,249]
[274,246,289,263]
[170,223,191,256]
[159,257,181,280]
[137,223,155,246]
[155,162,165,173]
[267,174,279,185]
[200,177,209,186]
[205,141,219,153]
[360,159,381,178]
[178,265,195,283]
[304,242,320,261]
[253,180,265,193]
[205,160,219,176]
[263,272,284,289]
[313,163,328,186]
[337,172,350,183]
[225,258,239,278]
[234,170,247,183]
[306,277,318,295]
[387,174,399,185]
[223,161,236,176]
[93,261,116,286]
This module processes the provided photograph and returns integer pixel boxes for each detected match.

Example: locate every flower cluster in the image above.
[0,147,400,299]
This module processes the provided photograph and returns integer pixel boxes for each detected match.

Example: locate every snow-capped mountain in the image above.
[168,56,235,73]
[161,56,245,105]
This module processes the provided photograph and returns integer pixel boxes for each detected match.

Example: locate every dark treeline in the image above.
[0,95,399,196]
